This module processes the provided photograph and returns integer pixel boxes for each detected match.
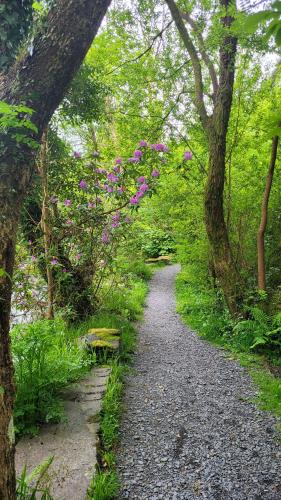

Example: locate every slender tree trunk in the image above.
[40,130,54,319]
[0,1,111,496]
[257,135,279,290]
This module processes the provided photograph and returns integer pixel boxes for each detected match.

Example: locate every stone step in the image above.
[16,366,111,499]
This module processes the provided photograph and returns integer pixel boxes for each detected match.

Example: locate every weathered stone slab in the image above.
[16,366,111,499]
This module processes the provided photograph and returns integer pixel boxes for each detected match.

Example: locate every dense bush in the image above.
[140,229,175,258]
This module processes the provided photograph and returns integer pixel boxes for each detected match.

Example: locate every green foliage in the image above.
[16,456,53,499]
[60,64,109,125]
[12,318,92,436]
[121,260,153,281]
[0,101,38,148]
[102,280,147,321]
[100,363,123,450]
[243,1,281,47]
[140,229,176,258]
[177,265,281,356]
[88,471,119,500]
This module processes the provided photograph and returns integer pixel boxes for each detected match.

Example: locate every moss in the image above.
[91,340,116,349]
[88,328,120,336]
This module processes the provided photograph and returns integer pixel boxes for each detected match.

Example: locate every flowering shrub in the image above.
[16,140,184,320]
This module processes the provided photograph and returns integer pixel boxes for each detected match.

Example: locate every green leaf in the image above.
[32,2,43,12]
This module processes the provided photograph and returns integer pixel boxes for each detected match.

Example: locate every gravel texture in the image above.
[116,264,281,500]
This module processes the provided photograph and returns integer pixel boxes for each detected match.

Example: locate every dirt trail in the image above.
[117,264,281,500]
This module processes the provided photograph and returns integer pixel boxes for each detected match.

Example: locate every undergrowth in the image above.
[176,264,281,419]
[88,264,149,500]
[12,318,94,437]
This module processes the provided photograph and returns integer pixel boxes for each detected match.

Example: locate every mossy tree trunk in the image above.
[166,0,241,314]
[0,1,111,497]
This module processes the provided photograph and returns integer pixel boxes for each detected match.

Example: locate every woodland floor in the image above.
[116,264,281,500]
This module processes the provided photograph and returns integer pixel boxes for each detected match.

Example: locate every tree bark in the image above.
[40,130,55,319]
[257,135,279,290]
[205,129,241,314]
[166,0,240,314]
[0,1,111,497]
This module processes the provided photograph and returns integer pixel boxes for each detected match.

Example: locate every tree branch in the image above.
[180,11,219,97]
[165,0,208,128]
[104,20,173,76]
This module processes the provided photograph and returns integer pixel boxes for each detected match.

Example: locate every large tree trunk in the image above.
[204,3,239,314]
[205,129,241,314]
[166,0,240,313]
[0,1,111,497]
[257,135,279,291]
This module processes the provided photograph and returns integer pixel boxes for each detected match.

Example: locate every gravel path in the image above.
[116,264,281,500]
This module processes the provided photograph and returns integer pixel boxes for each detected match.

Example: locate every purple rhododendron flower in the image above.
[50,195,58,204]
[96,167,107,174]
[128,157,139,163]
[115,157,122,164]
[139,183,149,193]
[88,201,95,209]
[102,230,110,244]
[107,186,114,193]
[112,212,120,222]
[151,143,169,152]
[75,253,82,260]
[184,151,193,160]
[51,258,58,265]
[134,149,143,158]
[137,176,146,184]
[152,169,160,178]
[118,186,125,194]
[130,195,139,205]
[111,222,120,228]
[74,151,81,158]
[31,255,36,262]
[62,268,68,273]
[107,173,119,183]
[79,180,87,190]
[66,219,73,225]
[113,165,121,173]
[139,140,148,147]
[64,199,71,206]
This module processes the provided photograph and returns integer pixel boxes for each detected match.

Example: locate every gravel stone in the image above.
[116,265,281,499]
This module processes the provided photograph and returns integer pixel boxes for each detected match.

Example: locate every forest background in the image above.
[0,0,281,497]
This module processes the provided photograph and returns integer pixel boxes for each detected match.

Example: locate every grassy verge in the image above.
[176,265,281,420]
[87,266,149,500]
